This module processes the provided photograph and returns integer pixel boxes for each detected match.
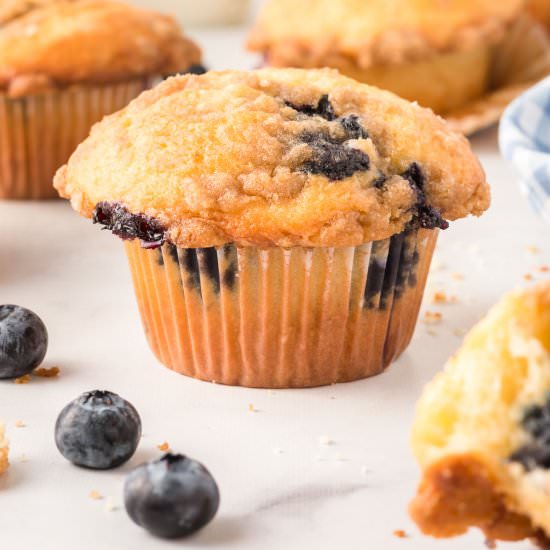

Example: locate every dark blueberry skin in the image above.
[401,162,449,231]
[55,391,141,470]
[510,396,550,470]
[124,453,220,539]
[93,202,166,248]
[0,305,48,379]
[164,64,208,79]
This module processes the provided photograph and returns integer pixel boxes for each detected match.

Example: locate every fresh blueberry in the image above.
[0,305,48,379]
[124,453,220,538]
[55,390,141,469]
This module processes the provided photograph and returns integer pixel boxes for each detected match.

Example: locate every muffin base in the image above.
[125,228,438,388]
[340,46,491,115]
[0,78,153,200]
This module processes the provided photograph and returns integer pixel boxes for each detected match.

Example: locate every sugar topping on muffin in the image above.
[0,0,202,97]
[248,0,524,70]
[55,68,490,249]
[411,281,550,545]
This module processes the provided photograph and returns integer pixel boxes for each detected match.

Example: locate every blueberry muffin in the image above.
[529,0,550,28]
[248,0,524,116]
[55,68,489,388]
[0,0,202,199]
[0,422,8,474]
[411,282,550,546]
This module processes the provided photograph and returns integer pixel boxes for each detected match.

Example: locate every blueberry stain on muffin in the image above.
[394,232,420,299]
[179,249,202,294]
[401,163,449,231]
[510,396,550,471]
[221,245,238,291]
[363,230,421,310]
[93,202,166,248]
[198,248,221,294]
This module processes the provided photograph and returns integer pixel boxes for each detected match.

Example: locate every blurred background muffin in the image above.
[0,0,202,200]
[528,0,550,28]
[55,68,489,388]
[248,0,525,116]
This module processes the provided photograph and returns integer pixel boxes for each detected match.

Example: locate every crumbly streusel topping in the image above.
[55,68,490,248]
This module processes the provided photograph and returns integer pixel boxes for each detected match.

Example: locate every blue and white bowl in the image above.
[500,76,550,223]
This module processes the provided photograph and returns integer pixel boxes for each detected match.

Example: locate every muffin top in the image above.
[0,0,201,97]
[55,68,490,249]
[248,0,524,69]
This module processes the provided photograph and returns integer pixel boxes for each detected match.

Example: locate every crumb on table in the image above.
[423,311,443,325]
[393,529,408,538]
[14,420,25,428]
[14,375,31,384]
[431,291,457,304]
[89,490,103,500]
[33,366,60,378]
[157,442,170,452]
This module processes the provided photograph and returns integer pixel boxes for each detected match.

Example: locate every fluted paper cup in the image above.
[0,78,153,200]
[124,228,438,388]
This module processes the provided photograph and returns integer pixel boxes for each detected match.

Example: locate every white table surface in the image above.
[1,26,549,550]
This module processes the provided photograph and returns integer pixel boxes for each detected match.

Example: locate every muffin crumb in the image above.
[14,420,25,428]
[89,490,103,500]
[393,530,408,539]
[431,291,457,304]
[157,442,170,452]
[423,311,443,324]
[14,374,31,384]
[33,366,60,378]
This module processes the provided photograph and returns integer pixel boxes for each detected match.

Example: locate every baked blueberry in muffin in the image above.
[411,282,550,546]
[55,68,489,388]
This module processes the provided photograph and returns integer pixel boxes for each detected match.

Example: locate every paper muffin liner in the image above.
[446,16,550,135]
[0,78,154,200]
[124,228,438,388]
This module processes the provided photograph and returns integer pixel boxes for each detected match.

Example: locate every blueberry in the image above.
[93,202,166,248]
[55,390,141,469]
[0,305,48,379]
[124,453,220,538]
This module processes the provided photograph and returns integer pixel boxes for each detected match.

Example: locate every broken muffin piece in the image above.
[411,281,550,546]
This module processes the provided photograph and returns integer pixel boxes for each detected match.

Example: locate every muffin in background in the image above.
[528,0,550,28]
[248,0,523,116]
[55,68,489,388]
[411,282,550,546]
[0,422,8,474]
[0,0,202,200]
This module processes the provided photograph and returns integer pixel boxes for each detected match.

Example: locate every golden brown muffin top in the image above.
[248,0,525,69]
[0,0,202,97]
[55,68,490,249]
